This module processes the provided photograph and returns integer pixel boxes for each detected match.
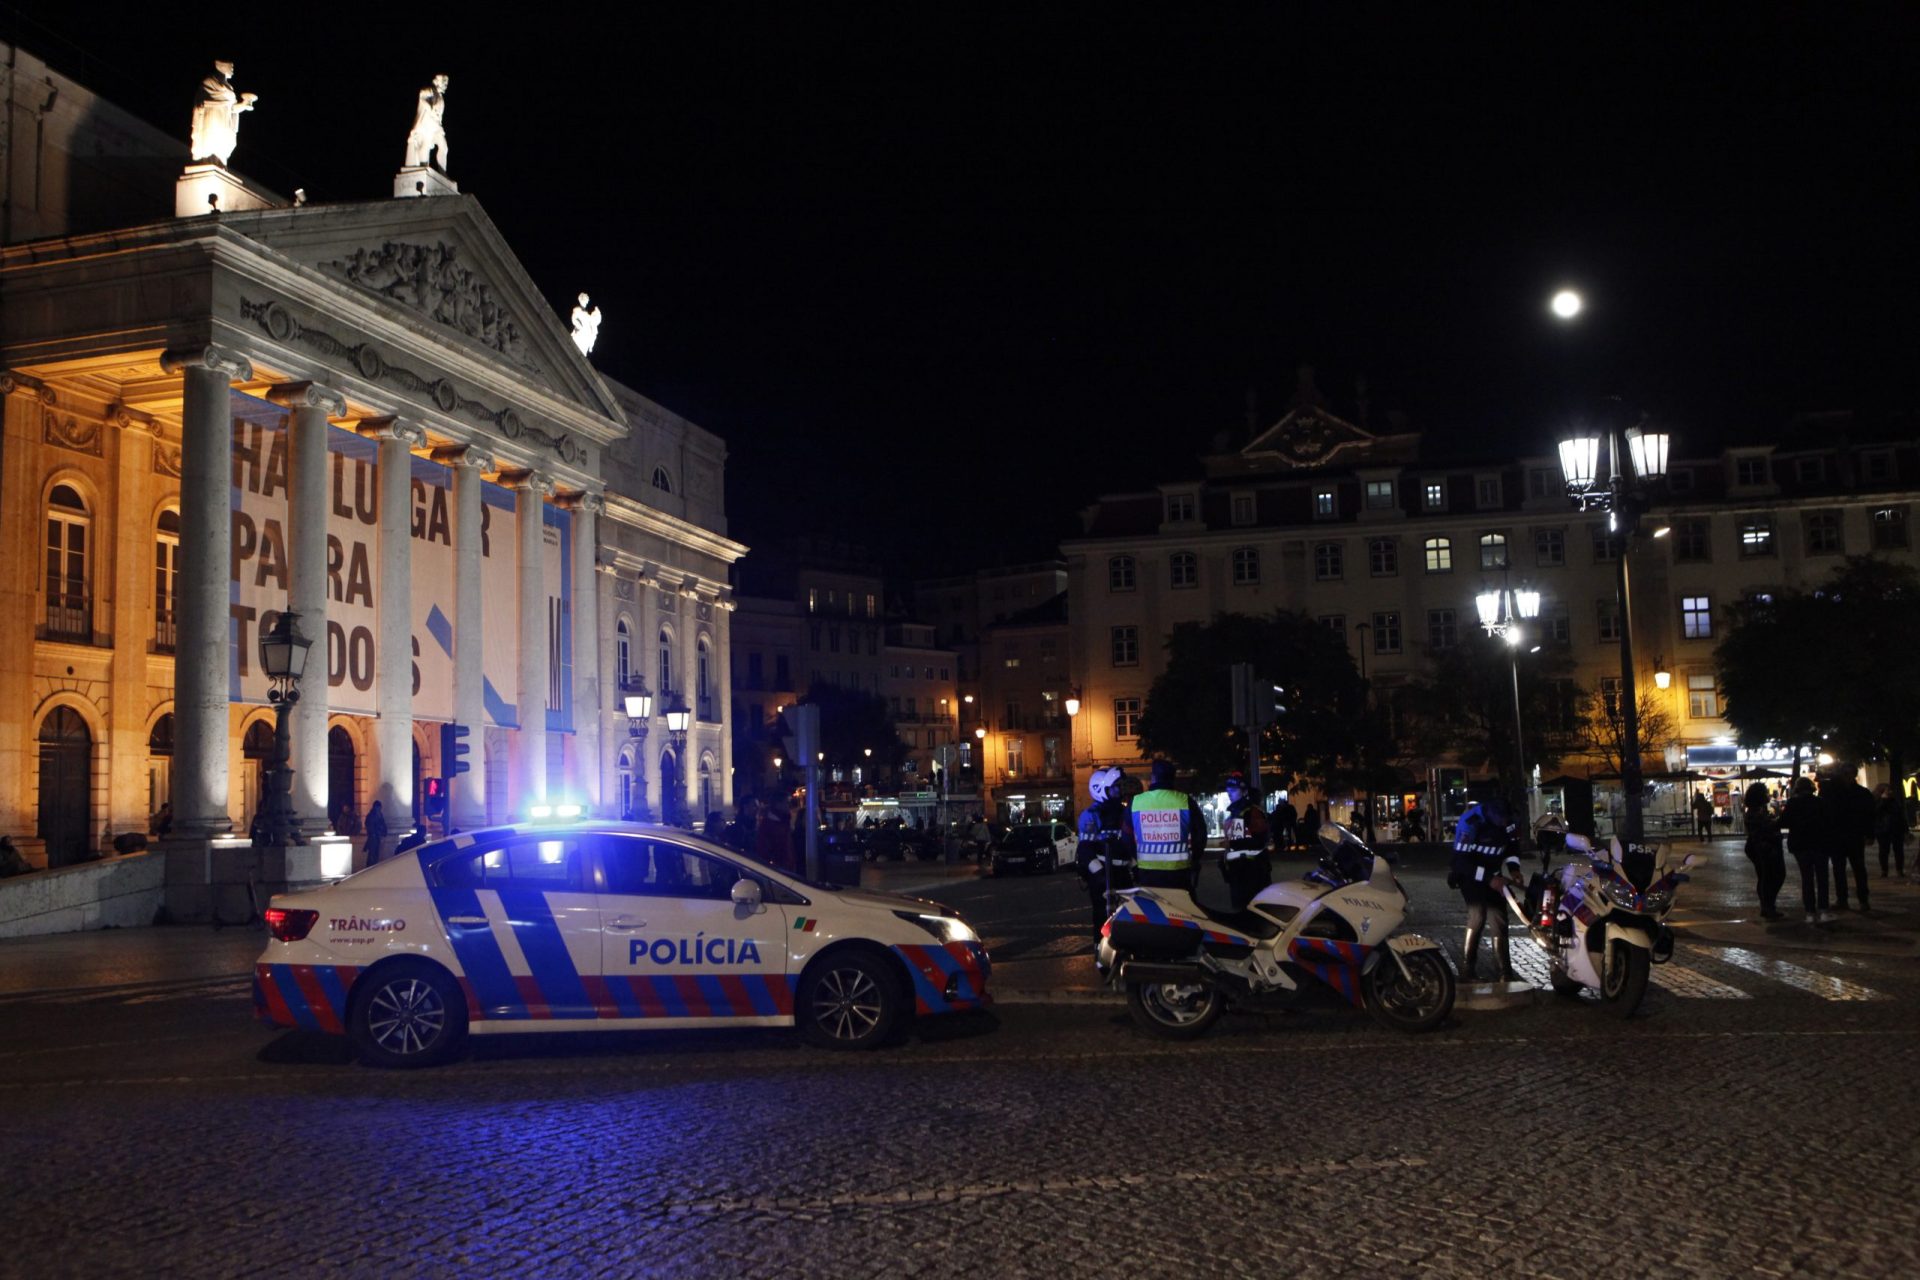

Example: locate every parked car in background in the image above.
[989,821,1078,876]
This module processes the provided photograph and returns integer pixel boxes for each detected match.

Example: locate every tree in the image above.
[1576,687,1677,777]
[1715,588,1834,774]
[1401,631,1579,798]
[1136,611,1363,788]
[798,681,904,777]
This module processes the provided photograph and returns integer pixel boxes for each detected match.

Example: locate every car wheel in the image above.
[348,960,467,1069]
[798,951,902,1050]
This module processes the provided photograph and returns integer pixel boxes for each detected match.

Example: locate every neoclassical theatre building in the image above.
[0,45,742,928]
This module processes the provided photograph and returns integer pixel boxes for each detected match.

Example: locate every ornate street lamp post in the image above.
[623,679,653,821]
[664,693,691,825]
[1475,583,1542,820]
[258,610,312,851]
[1557,403,1670,842]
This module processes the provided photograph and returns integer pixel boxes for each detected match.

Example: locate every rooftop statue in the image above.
[188,60,257,166]
[571,293,603,356]
[404,75,452,171]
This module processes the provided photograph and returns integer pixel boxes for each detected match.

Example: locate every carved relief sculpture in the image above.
[570,293,603,356]
[188,61,257,165]
[320,242,534,370]
[403,75,451,171]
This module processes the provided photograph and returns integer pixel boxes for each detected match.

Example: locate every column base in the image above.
[176,163,278,217]
[395,165,459,198]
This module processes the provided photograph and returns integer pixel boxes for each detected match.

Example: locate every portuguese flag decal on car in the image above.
[794,917,819,932]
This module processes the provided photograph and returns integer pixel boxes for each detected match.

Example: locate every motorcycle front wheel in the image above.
[1363,950,1455,1032]
[1125,980,1223,1040]
[1601,942,1650,1018]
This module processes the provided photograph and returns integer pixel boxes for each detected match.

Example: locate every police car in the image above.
[253,819,990,1067]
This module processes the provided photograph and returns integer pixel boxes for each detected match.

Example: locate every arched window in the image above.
[45,484,91,641]
[616,617,633,689]
[652,466,673,494]
[617,741,640,820]
[1424,536,1453,573]
[147,712,175,821]
[698,754,715,825]
[155,509,181,651]
[658,626,674,696]
[1479,532,1509,570]
[697,635,712,719]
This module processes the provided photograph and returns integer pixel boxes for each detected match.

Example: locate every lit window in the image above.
[1423,482,1445,511]
[1479,532,1509,570]
[1682,595,1713,640]
[1368,538,1397,577]
[1365,480,1394,509]
[1108,556,1135,591]
[1169,551,1198,588]
[1232,547,1261,585]
[1738,516,1775,557]
[44,484,90,642]
[1687,674,1720,719]
[1424,537,1452,573]
[154,508,180,650]
[1874,507,1908,550]
[1313,543,1342,580]
[1313,489,1337,519]
[1110,626,1138,666]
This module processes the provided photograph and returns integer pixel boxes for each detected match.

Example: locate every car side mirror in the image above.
[730,878,763,909]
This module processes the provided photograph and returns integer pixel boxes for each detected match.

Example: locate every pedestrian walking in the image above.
[1129,759,1206,891]
[1873,783,1906,879]
[362,800,388,866]
[1780,776,1828,923]
[1743,782,1786,921]
[1691,790,1714,840]
[1818,771,1872,913]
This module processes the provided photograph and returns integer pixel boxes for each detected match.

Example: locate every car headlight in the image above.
[894,910,978,944]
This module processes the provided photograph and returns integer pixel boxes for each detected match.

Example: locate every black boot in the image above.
[1497,931,1520,982]
[1462,927,1482,980]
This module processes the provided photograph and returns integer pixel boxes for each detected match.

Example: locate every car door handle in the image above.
[604,915,647,931]
[446,915,488,926]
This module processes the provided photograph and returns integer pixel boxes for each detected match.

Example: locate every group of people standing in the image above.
[1743,771,1909,923]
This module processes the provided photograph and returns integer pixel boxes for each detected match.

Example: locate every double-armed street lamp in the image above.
[663,693,691,824]
[258,610,313,851]
[623,678,653,820]
[1475,583,1542,820]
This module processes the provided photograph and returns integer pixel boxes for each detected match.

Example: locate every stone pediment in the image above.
[221,195,623,425]
[1243,406,1377,469]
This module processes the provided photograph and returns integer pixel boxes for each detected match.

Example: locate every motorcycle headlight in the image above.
[1642,888,1674,915]
[894,910,978,944]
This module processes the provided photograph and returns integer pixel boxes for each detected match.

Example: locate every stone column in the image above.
[716,595,735,813]
[367,417,425,847]
[681,584,701,821]
[510,472,551,810]
[569,494,604,812]
[637,568,659,818]
[440,446,492,830]
[160,346,252,836]
[268,382,346,833]
[597,566,622,814]
[0,375,51,845]
[107,407,158,837]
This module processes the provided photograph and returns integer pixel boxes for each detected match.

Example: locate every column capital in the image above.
[160,344,253,382]
[433,443,495,472]
[267,380,348,417]
[109,403,160,435]
[567,491,605,516]
[0,371,55,403]
[356,415,428,447]
[501,468,553,498]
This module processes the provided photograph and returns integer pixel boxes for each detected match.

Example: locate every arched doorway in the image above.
[147,713,174,830]
[660,747,680,826]
[698,753,716,826]
[617,741,639,820]
[241,720,275,835]
[37,707,91,866]
[328,726,358,835]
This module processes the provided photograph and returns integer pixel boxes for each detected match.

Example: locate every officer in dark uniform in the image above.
[1075,766,1135,927]
[1450,796,1521,981]
[1220,772,1272,909]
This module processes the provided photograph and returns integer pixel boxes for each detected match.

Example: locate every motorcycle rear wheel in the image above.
[1363,950,1455,1032]
[1548,966,1584,999]
[1125,980,1223,1040]
[1601,942,1650,1018]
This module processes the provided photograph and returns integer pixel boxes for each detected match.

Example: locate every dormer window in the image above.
[1364,480,1395,510]
[1794,456,1825,484]
[1475,475,1503,509]
[1734,456,1768,486]
[1422,482,1446,512]
[1863,450,1895,483]
[1165,492,1196,522]
[1313,488,1337,519]
[1230,493,1256,526]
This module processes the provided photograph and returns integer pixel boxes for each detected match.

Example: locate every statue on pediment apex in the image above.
[404,75,451,171]
[189,60,257,166]
[571,294,603,356]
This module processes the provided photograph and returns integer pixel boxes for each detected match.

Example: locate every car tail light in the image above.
[265,908,319,942]
[1536,887,1557,932]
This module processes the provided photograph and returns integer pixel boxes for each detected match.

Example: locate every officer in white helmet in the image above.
[1075,767,1136,927]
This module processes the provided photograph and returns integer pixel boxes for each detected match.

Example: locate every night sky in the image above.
[9,4,1917,578]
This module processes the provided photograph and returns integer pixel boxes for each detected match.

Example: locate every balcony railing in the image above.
[698,695,718,723]
[153,612,177,654]
[41,594,92,644]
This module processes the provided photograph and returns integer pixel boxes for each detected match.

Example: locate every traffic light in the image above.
[423,776,447,818]
[1231,664,1282,728]
[440,722,470,777]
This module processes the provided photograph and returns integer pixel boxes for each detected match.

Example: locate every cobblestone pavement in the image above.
[2,841,1918,1278]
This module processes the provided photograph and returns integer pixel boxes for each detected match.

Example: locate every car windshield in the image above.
[1005,827,1052,847]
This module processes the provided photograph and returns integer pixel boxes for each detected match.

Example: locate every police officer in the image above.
[1450,796,1521,981]
[1220,772,1272,908]
[1131,759,1207,892]
[1075,766,1135,926]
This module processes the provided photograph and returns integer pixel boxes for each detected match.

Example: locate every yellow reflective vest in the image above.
[1131,789,1196,871]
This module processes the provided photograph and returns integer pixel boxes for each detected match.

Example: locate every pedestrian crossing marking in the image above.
[1704,946,1887,1002]
[1648,964,1752,1000]
[1472,938,1885,1003]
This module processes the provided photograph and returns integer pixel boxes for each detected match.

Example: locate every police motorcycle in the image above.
[1499,830,1695,1018]
[1094,823,1455,1039]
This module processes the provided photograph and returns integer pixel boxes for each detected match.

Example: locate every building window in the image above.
[1682,595,1713,640]
[44,484,90,642]
[1873,507,1908,549]
[775,655,790,688]
[1424,536,1452,573]
[1368,538,1398,576]
[1312,542,1342,580]
[1165,492,1196,522]
[746,651,763,690]
[652,466,673,493]
[1364,480,1395,509]
[808,624,821,652]
[1319,614,1345,635]
[1478,532,1509,570]
[828,627,840,654]
[807,587,817,613]
[1544,603,1571,645]
[865,593,876,618]
[1004,736,1024,778]
[1673,518,1709,563]
[697,637,713,718]
[1597,599,1620,642]
[1734,456,1768,486]
[1592,526,1621,562]
[1111,626,1139,666]
[1423,481,1446,512]
[1598,675,1623,708]
[154,508,180,651]
[1526,468,1558,500]
[616,618,633,687]
[1313,488,1337,519]
[1738,515,1776,557]
[1232,546,1261,584]
[1667,467,1694,494]
[1806,510,1843,555]
[1043,736,1060,775]
[1863,450,1895,483]
[1794,456,1825,484]
[1475,475,1502,509]
[659,628,674,692]
[1535,527,1564,567]
[1169,551,1198,588]
[1687,673,1720,719]
[1108,556,1135,591]
[1114,697,1142,739]
[1230,493,1256,526]
[1427,608,1457,651]
[1371,611,1402,655]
